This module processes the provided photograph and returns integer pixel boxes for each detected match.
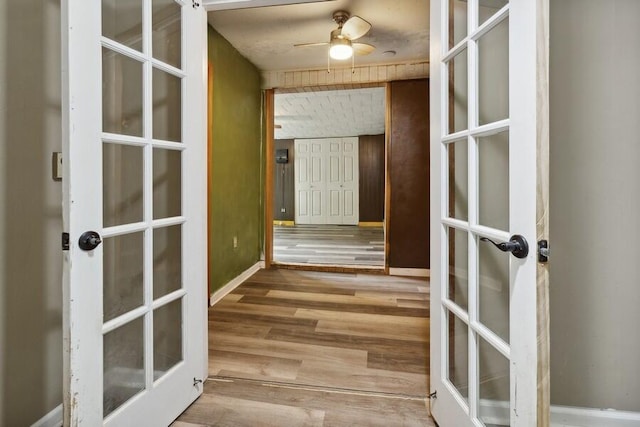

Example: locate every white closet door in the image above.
[295,138,359,225]
[295,139,325,224]
[326,139,344,224]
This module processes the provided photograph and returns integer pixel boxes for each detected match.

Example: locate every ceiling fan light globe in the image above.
[329,44,353,60]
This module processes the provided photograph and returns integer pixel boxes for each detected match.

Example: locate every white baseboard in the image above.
[551,405,640,427]
[31,404,62,427]
[479,399,640,427]
[209,261,264,306]
[389,268,430,277]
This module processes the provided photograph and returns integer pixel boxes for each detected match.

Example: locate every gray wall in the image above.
[0,0,63,425]
[550,0,640,411]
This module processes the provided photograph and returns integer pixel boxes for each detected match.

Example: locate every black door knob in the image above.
[78,231,102,251]
[480,234,529,259]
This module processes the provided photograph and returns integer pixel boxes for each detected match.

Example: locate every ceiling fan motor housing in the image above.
[330,28,350,44]
[332,10,351,27]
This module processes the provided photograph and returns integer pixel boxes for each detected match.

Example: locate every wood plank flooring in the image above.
[174,269,434,426]
[174,378,431,427]
[273,225,384,267]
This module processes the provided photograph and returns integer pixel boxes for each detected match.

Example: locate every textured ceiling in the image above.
[274,87,385,139]
[207,0,429,72]
[206,2,423,141]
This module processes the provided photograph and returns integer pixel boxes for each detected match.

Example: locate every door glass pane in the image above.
[448,311,469,402]
[103,232,144,322]
[450,0,468,48]
[448,228,469,312]
[102,48,144,137]
[478,132,509,231]
[478,17,509,126]
[153,299,183,380]
[478,338,510,426]
[448,50,468,134]
[479,0,508,26]
[104,317,145,417]
[103,143,143,227]
[448,141,468,221]
[153,68,182,142]
[478,239,510,343]
[153,225,182,299]
[152,0,181,68]
[153,148,181,219]
[102,0,143,51]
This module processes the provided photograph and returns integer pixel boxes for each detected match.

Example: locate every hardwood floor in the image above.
[174,268,434,426]
[273,225,384,267]
[174,378,431,427]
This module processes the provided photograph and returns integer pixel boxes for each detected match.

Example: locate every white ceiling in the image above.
[274,87,385,139]
[207,0,429,72]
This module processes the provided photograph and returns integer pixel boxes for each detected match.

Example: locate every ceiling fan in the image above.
[294,10,375,62]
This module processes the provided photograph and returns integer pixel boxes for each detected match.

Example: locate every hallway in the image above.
[174,268,434,426]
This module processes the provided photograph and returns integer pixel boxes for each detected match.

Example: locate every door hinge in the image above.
[62,232,70,251]
[429,391,437,399]
[537,240,549,263]
[192,0,200,8]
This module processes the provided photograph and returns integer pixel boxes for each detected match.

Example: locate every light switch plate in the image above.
[52,152,62,181]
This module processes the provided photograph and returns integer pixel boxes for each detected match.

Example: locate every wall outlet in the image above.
[280,208,286,213]
[233,236,238,249]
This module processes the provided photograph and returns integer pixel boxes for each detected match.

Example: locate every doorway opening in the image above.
[268,85,388,271]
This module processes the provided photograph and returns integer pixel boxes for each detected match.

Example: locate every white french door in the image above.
[62,0,207,425]
[430,0,548,426]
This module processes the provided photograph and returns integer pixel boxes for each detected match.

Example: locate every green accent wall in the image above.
[208,26,264,293]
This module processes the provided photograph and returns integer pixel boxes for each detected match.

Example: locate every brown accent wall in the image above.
[273,139,295,221]
[388,79,430,268]
[359,134,385,222]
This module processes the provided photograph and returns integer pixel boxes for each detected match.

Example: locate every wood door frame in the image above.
[265,88,275,268]
[384,82,392,274]
[264,84,389,273]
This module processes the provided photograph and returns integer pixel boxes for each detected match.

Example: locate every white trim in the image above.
[388,268,430,278]
[203,0,325,11]
[209,261,264,306]
[30,404,62,427]
[551,406,640,427]
[478,400,640,427]
[477,399,509,426]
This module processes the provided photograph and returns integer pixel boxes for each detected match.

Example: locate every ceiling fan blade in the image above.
[353,42,375,56]
[294,42,329,48]
[341,16,372,40]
